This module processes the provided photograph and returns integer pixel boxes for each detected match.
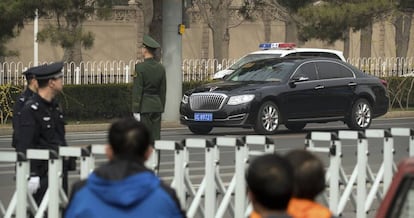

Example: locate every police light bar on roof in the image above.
[259,42,296,50]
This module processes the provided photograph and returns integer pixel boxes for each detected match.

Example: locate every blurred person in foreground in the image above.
[247,153,294,218]
[65,117,185,218]
[284,149,334,218]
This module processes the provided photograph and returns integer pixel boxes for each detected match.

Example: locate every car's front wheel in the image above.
[254,101,280,135]
[285,122,306,132]
[188,125,213,134]
[347,99,372,130]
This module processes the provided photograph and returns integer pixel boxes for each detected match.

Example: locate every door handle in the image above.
[348,82,357,86]
[314,85,324,90]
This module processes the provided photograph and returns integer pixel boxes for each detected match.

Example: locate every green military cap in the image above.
[143,35,160,49]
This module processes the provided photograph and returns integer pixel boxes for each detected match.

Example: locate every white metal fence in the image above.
[1,57,413,85]
[1,129,413,218]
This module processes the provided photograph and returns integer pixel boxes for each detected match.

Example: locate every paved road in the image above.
[0,117,413,217]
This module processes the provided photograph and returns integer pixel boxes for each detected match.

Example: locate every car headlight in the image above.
[227,94,255,105]
[181,94,189,104]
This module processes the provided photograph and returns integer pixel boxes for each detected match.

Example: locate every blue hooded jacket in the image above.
[65,160,185,218]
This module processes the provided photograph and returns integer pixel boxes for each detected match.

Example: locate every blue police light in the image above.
[259,42,296,50]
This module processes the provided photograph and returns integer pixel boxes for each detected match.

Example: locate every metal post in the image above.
[16,153,28,218]
[357,135,368,218]
[162,0,182,122]
[205,141,216,218]
[234,139,248,218]
[26,149,60,218]
[34,9,38,66]
[329,135,341,215]
[47,153,60,218]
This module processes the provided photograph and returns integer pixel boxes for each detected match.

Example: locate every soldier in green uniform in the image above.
[132,35,166,144]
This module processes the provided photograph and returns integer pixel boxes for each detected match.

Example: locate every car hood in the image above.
[189,80,279,94]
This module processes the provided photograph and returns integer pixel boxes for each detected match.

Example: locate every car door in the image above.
[315,61,356,117]
[281,62,324,119]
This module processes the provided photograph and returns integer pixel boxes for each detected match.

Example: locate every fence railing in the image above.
[1,57,413,85]
[1,128,413,218]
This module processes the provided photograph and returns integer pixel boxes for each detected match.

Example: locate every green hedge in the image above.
[58,80,211,121]
[385,77,414,109]
[2,78,413,123]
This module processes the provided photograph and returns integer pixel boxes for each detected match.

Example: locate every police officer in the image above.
[132,35,166,144]
[11,66,40,148]
[15,62,69,205]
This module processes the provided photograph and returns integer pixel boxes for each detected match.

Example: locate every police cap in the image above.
[24,62,64,80]
[143,35,160,49]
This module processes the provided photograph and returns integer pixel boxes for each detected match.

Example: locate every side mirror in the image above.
[289,76,309,88]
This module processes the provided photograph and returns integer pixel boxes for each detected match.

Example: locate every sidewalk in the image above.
[1,110,414,136]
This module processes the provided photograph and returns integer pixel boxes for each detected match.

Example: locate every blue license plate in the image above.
[194,113,213,121]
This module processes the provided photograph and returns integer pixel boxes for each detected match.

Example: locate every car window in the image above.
[285,52,341,60]
[316,62,354,79]
[229,54,281,70]
[292,62,318,81]
[388,176,414,218]
[227,60,295,82]
[319,52,342,60]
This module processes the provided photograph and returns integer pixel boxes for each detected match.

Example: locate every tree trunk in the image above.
[285,18,298,44]
[394,13,412,58]
[62,41,82,65]
[62,21,83,65]
[142,0,154,35]
[211,22,229,64]
[262,13,271,42]
[149,0,162,61]
[343,28,350,60]
[360,23,372,58]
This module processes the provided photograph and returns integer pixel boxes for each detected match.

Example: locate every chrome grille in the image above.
[190,93,227,111]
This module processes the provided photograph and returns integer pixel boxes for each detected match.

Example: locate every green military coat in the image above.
[132,58,166,113]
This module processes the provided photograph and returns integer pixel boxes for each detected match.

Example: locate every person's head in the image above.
[106,117,152,163]
[246,153,293,213]
[285,149,326,200]
[141,35,160,58]
[23,67,40,92]
[34,62,64,96]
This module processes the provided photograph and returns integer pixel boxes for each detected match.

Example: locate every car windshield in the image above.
[229,54,281,70]
[226,59,295,82]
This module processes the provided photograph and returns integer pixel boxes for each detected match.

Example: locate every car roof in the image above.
[248,48,346,61]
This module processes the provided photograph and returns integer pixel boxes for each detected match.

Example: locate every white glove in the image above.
[28,176,40,194]
[133,113,141,121]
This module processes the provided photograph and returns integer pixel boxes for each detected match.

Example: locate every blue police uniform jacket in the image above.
[12,88,36,148]
[65,159,185,218]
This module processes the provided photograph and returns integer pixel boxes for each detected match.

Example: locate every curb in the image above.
[0,121,185,136]
[1,111,413,136]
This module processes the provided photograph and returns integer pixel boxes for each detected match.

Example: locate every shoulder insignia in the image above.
[30,103,39,110]
[43,117,51,121]
[19,97,25,102]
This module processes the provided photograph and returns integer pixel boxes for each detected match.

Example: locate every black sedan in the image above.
[180,57,389,134]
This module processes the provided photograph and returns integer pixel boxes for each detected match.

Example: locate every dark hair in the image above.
[144,45,156,56]
[25,74,36,85]
[285,150,326,200]
[108,117,151,161]
[37,78,50,88]
[246,153,293,210]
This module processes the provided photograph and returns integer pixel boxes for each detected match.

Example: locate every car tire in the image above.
[254,101,280,135]
[285,122,306,132]
[188,125,213,134]
[347,99,372,130]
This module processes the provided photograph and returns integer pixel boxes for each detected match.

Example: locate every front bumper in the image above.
[179,103,255,128]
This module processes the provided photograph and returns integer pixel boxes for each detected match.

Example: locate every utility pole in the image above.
[34,9,39,66]
[162,0,183,122]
